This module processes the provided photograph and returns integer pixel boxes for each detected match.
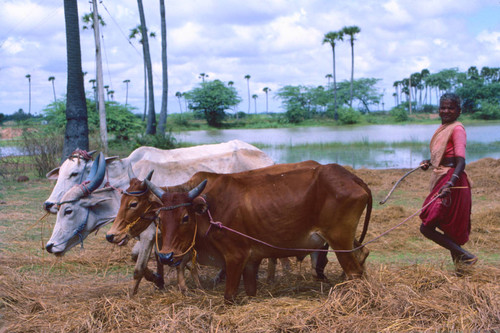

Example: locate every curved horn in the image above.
[188,179,207,200]
[144,178,166,199]
[141,170,154,187]
[85,152,101,182]
[127,164,137,180]
[88,150,97,156]
[85,152,106,194]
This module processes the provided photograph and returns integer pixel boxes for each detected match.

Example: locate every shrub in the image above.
[389,106,409,122]
[133,130,178,150]
[21,127,64,178]
[471,101,500,120]
[338,107,361,125]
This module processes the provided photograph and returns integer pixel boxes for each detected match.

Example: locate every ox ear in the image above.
[80,192,112,208]
[105,156,119,164]
[192,196,208,215]
[46,167,60,180]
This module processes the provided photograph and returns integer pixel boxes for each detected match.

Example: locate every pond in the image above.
[176,123,500,169]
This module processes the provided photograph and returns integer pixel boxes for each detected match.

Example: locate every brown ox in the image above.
[146,162,372,303]
[107,161,323,291]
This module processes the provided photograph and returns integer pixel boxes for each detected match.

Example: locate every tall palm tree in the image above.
[129,25,156,121]
[82,1,108,153]
[325,73,333,86]
[262,87,271,113]
[104,85,109,101]
[199,73,209,82]
[322,31,343,120]
[158,0,168,135]
[227,81,234,87]
[89,79,97,102]
[393,81,399,106]
[62,0,89,160]
[123,79,130,105]
[137,0,156,134]
[341,25,360,107]
[25,74,31,115]
[175,91,183,113]
[244,74,251,113]
[252,94,258,113]
[48,76,56,103]
[420,69,430,105]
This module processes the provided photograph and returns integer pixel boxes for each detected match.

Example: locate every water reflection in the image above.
[178,123,500,169]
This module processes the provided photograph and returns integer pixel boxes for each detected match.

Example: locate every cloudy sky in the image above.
[1,0,499,116]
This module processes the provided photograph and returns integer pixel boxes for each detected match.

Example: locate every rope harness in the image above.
[152,187,468,260]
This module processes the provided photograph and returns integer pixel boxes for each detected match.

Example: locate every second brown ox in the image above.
[145,161,372,303]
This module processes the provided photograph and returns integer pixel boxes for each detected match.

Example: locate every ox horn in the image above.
[85,152,106,194]
[85,151,101,182]
[188,179,207,200]
[141,170,154,187]
[144,178,166,199]
[127,164,137,180]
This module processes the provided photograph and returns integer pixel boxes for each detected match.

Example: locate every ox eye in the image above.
[64,208,73,216]
[129,202,138,208]
[181,215,189,224]
[69,172,79,178]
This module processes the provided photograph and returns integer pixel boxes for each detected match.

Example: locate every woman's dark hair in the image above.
[440,92,461,107]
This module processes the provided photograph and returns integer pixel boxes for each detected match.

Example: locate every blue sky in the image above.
[1,0,499,116]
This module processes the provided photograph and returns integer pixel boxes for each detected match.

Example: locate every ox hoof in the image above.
[153,273,165,290]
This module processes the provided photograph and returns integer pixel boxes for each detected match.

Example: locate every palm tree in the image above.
[393,81,400,106]
[325,74,333,86]
[158,0,168,135]
[25,74,31,115]
[244,74,251,113]
[62,0,89,160]
[341,25,361,107]
[123,79,130,105]
[89,79,97,102]
[228,81,234,87]
[82,2,108,153]
[175,91,183,113]
[48,76,56,103]
[252,94,258,113]
[262,87,271,113]
[199,73,209,82]
[129,25,156,121]
[133,1,156,134]
[420,69,430,105]
[322,31,343,120]
[104,85,110,101]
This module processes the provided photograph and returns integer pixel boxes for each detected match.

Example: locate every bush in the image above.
[389,106,409,122]
[133,130,178,150]
[21,127,64,178]
[471,101,500,120]
[338,107,361,125]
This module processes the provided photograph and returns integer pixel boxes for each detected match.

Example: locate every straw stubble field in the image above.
[1,158,499,332]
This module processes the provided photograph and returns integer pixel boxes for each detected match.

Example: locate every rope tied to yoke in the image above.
[200,188,468,254]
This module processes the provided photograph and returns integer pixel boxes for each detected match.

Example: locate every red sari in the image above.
[419,121,472,245]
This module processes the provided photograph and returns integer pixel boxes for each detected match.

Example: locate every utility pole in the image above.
[92,0,108,153]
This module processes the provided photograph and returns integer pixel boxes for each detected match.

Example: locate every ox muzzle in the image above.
[156,251,181,267]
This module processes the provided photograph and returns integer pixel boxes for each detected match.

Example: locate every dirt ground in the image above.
[0,158,499,332]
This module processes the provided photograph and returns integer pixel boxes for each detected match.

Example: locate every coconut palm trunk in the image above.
[137,0,156,135]
[158,0,168,135]
[342,26,360,108]
[62,0,89,160]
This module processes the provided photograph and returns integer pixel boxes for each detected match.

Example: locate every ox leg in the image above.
[223,258,247,304]
[243,259,261,297]
[267,258,277,283]
[189,257,202,289]
[310,243,329,280]
[332,244,364,279]
[130,238,154,297]
[176,259,188,292]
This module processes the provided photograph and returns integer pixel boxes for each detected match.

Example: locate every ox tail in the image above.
[354,177,372,244]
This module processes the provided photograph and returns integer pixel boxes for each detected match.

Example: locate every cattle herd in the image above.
[43,140,372,303]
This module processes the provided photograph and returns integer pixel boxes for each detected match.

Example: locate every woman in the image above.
[419,92,477,269]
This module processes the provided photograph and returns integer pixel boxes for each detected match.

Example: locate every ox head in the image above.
[144,177,208,266]
[106,167,156,246]
[44,150,119,214]
[45,152,117,256]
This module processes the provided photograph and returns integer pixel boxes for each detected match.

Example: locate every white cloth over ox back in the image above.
[45,140,274,255]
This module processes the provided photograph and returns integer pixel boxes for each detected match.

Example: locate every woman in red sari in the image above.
[419,93,477,268]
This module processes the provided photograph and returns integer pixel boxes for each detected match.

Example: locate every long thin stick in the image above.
[379,165,421,204]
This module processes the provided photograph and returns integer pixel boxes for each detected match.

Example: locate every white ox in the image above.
[44,140,274,294]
